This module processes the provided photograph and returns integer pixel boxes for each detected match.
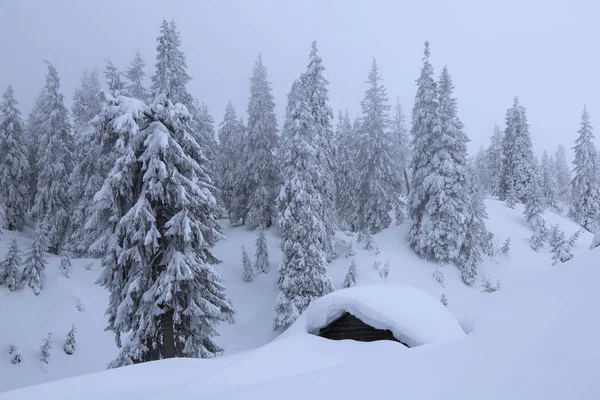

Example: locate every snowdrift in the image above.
[279,284,466,347]
[3,248,599,400]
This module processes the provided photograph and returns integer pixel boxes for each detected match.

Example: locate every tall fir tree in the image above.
[570,106,600,232]
[473,147,491,194]
[500,97,535,203]
[410,62,469,263]
[104,60,125,93]
[350,59,397,234]
[255,226,270,274]
[125,50,151,103]
[274,42,335,330]
[31,62,74,254]
[523,159,545,225]
[554,145,571,202]
[540,150,559,211]
[71,69,102,142]
[486,124,505,197]
[0,85,30,231]
[333,109,356,228]
[238,55,280,228]
[409,41,440,258]
[216,102,245,217]
[391,96,411,196]
[97,93,233,365]
[25,91,44,209]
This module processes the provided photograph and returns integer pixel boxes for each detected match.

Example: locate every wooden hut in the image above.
[317,311,408,347]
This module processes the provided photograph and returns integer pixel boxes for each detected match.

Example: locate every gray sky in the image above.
[1,0,598,157]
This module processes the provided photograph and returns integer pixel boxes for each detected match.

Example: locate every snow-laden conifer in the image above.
[540,150,559,211]
[63,325,76,355]
[60,255,72,278]
[523,161,545,226]
[125,50,151,103]
[350,59,397,234]
[40,333,53,363]
[333,109,356,227]
[31,62,74,254]
[216,102,245,216]
[500,97,535,203]
[344,259,358,288]
[554,145,571,202]
[0,86,29,231]
[242,246,253,282]
[238,55,280,228]
[391,96,411,196]
[570,106,600,232]
[104,60,125,93]
[380,261,390,280]
[96,92,233,363]
[486,124,505,197]
[21,233,48,295]
[71,69,102,142]
[255,226,270,274]
[0,238,23,291]
[274,43,335,329]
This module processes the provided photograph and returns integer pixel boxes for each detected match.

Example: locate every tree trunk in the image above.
[161,309,176,359]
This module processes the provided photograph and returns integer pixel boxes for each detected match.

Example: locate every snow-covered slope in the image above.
[0,199,594,393]
[3,246,599,400]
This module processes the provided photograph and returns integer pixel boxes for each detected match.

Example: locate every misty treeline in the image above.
[0,19,598,366]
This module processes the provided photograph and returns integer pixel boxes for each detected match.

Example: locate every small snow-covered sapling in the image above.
[76,298,85,312]
[9,344,21,363]
[242,246,253,282]
[432,268,445,288]
[60,255,72,278]
[0,238,23,291]
[364,233,374,250]
[440,293,448,307]
[346,240,356,258]
[85,262,94,270]
[379,261,390,280]
[40,333,53,363]
[501,237,511,257]
[343,259,358,288]
[64,325,76,355]
[255,227,270,274]
[375,246,381,255]
[372,261,381,271]
[481,277,501,293]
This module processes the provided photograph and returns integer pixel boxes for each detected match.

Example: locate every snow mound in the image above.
[280,284,466,347]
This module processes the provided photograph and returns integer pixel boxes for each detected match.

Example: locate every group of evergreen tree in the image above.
[2,20,600,371]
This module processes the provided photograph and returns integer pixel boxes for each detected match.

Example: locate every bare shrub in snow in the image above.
[379,261,390,280]
[76,298,85,312]
[372,261,381,271]
[9,346,21,364]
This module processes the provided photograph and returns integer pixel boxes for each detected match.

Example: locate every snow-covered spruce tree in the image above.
[31,63,74,254]
[334,109,356,228]
[97,93,233,364]
[60,255,72,278]
[570,106,600,232]
[540,150,559,211]
[299,41,337,260]
[0,85,30,231]
[238,55,280,228]
[25,91,45,209]
[391,96,411,196]
[486,124,505,197]
[344,259,358,288]
[0,238,23,291]
[554,145,571,202]
[104,59,125,93]
[350,59,397,234]
[501,237,511,256]
[500,97,535,203]
[192,101,218,180]
[242,246,253,282]
[255,226,270,274]
[523,160,545,226]
[71,69,102,143]
[549,225,580,265]
[125,50,151,103]
[412,65,469,263]
[458,168,488,285]
[274,45,335,329]
[472,148,491,194]
[21,233,48,296]
[216,102,245,217]
[40,333,53,363]
[63,325,76,355]
[69,93,149,257]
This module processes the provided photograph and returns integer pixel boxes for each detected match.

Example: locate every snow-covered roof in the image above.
[279,284,466,347]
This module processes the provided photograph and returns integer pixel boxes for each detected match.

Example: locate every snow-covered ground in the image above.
[0,198,595,396]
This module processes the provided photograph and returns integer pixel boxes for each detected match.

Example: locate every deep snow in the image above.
[0,198,595,395]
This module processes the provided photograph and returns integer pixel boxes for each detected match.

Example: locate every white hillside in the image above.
[3,246,599,400]
[0,198,594,393]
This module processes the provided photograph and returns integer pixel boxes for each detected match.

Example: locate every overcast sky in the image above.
[1,0,598,157]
